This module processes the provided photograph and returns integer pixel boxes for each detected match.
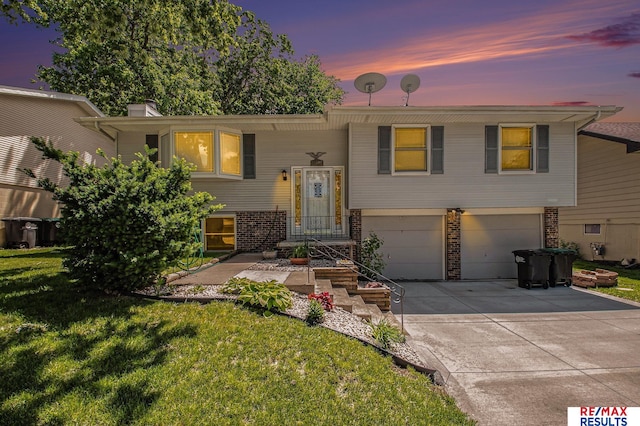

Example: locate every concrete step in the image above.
[328,286,352,312]
[284,271,316,295]
[383,311,405,333]
[350,295,372,321]
[314,278,333,294]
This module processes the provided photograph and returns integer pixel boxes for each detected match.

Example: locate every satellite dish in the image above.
[400,74,421,106]
[354,72,387,106]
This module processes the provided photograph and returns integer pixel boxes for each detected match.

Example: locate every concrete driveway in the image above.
[392,281,640,425]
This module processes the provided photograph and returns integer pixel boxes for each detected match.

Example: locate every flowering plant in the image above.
[308,292,334,311]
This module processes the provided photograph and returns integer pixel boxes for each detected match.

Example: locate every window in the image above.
[220,132,241,176]
[146,134,159,163]
[394,127,428,172]
[378,126,444,174]
[485,125,549,174]
[174,131,214,172]
[205,217,235,250]
[501,126,532,171]
[172,129,248,178]
[584,224,601,235]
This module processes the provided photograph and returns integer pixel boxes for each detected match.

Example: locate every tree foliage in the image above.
[2,0,344,115]
[23,138,222,292]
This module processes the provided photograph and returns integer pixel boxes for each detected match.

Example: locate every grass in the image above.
[0,248,474,425]
[573,259,640,303]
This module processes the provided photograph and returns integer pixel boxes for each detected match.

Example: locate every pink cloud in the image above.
[551,101,592,106]
[629,72,640,78]
[323,1,635,81]
[567,13,640,47]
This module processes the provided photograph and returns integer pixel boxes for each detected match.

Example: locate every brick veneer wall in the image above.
[235,210,286,251]
[349,209,362,262]
[446,210,462,280]
[544,207,559,248]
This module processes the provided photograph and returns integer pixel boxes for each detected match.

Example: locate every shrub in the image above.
[308,292,334,311]
[368,318,405,349]
[306,299,325,325]
[23,138,222,292]
[361,232,385,278]
[560,239,582,258]
[290,242,309,258]
[223,278,293,315]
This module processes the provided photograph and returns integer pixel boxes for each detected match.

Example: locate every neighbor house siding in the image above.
[0,91,114,247]
[559,136,640,223]
[348,122,576,209]
[559,135,640,261]
[0,96,112,189]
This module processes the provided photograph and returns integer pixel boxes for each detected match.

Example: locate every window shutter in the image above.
[536,125,549,173]
[485,125,498,173]
[145,134,159,163]
[431,126,444,174]
[242,134,256,179]
[378,126,391,174]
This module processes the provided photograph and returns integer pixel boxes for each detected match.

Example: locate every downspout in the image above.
[577,111,601,131]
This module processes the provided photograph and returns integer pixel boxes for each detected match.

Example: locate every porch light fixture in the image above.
[282,169,288,181]
[448,208,465,214]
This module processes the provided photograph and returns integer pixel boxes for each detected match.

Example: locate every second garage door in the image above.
[461,214,542,279]
[362,215,444,280]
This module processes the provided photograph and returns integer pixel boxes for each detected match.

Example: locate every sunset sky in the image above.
[1,0,638,121]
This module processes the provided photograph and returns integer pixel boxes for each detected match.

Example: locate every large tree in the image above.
[2,0,344,115]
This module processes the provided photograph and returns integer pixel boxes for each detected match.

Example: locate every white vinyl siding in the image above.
[350,123,576,209]
[191,130,347,212]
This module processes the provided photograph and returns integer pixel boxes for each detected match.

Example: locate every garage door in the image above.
[362,216,443,280]
[461,214,541,279]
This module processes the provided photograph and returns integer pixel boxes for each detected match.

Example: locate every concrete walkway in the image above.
[393,281,640,425]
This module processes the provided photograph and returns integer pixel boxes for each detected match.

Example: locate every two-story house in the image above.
[77,103,621,280]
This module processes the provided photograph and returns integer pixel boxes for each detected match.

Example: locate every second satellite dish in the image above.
[400,74,421,106]
[354,72,387,106]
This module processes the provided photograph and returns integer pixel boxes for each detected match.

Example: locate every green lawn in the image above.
[573,259,640,303]
[0,248,474,425]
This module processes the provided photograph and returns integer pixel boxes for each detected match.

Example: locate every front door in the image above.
[291,166,344,238]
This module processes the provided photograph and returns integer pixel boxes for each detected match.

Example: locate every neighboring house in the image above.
[559,122,640,263]
[0,85,115,247]
[76,103,621,280]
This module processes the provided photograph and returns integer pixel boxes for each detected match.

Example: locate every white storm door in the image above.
[292,167,344,237]
[304,168,332,233]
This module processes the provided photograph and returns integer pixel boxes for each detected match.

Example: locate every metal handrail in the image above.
[305,238,405,333]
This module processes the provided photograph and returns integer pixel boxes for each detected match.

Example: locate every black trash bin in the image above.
[512,249,552,289]
[1,217,42,248]
[41,218,62,246]
[541,248,578,287]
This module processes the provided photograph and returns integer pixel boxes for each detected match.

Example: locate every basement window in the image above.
[205,217,236,251]
[584,224,601,235]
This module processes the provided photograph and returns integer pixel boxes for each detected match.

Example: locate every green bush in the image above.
[306,299,325,325]
[223,278,293,314]
[361,232,385,278]
[23,138,222,292]
[368,318,405,349]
